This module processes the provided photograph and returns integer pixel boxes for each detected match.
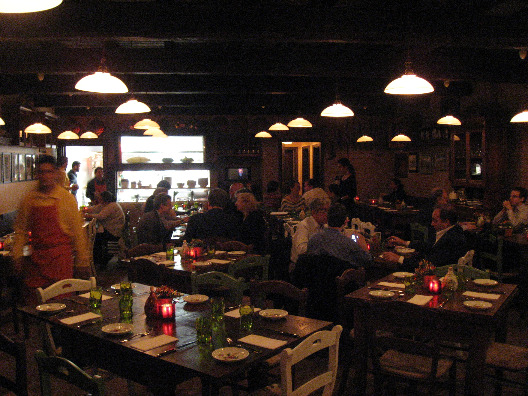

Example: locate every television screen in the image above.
[227,167,250,180]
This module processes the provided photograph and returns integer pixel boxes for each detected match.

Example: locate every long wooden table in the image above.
[19,283,331,395]
[346,274,517,396]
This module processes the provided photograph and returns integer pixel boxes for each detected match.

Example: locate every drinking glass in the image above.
[211,297,225,322]
[196,317,212,345]
[239,303,254,333]
[120,281,133,298]
[207,244,216,256]
[119,294,133,319]
[89,286,103,310]
[166,244,175,260]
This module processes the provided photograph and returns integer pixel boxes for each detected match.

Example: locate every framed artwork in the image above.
[17,154,25,181]
[419,154,433,175]
[3,153,11,183]
[408,153,418,173]
[394,153,408,178]
[434,150,448,171]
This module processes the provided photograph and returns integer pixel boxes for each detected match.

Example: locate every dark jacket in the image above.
[237,210,267,254]
[409,224,467,268]
[184,208,239,242]
[137,210,170,245]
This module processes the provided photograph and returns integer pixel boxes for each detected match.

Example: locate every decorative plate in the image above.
[36,303,66,313]
[228,251,246,255]
[463,300,493,310]
[473,279,498,287]
[212,347,249,362]
[392,272,415,279]
[368,290,395,299]
[101,323,134,335]
[259,309,288,320]
[394,247,415,254]
[183,294,209,304]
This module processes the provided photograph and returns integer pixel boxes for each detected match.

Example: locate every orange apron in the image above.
[25,203,74,289]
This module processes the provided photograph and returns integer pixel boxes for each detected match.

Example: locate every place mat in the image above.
[463,291,501,300]
[407,295,433,306]
[378,281,405,289]
[78,292,113,300]
[131,334,179,352]
[225,308,261,318]
[158,260,175,266]
[209,259,231,265]
[59,312,101,325]
[238,334,287,349]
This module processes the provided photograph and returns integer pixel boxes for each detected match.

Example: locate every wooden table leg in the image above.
[351,305,370,395]
[465,328,492,396]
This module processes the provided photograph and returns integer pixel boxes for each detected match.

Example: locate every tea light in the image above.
[160,303,174,319]
[355,196,360,202]
[428,278,441,294]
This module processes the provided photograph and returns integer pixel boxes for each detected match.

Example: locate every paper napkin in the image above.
[238,334,287,349]
[78,293,113,300]
[131,334,178,352]
[407,295,433,306]
[378,282,405,289]
[224,308,261,319]
[270,212,288,216]
[209,259,231,265]
[60,312,101,325]
[214,251,226,255]
[463,291,501,300]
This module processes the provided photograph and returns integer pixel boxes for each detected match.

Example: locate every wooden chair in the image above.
[410,222,429,245]
[435,264,490,279]
[228,255,270,289]
[191,271,245,305]
[127,258,164,287]
[86,218,98,277]
[0,331,28,396]
[486,342,528,396]
[249,280,308,316]
[476,233,514,282]
[126,243,163,258]
[35,350,105,396]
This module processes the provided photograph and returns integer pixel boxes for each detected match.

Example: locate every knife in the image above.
[264,329,300,338]
[155,347,177,357]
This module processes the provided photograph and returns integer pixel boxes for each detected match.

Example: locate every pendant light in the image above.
[255,131,272,138]
[391,134,412,142]
[357,135,373,142]
[287,117,312,128]
[144,127,167,137]
[134,119,160,129]
[0,117,4,126]
[510,110,528,123]
[437,115,461,125]
[321,103,354,117]
[25,123,51,134]
[80,131,98,139]
[0,0,62,13]
[385,62,434,95]
[115,99,150,114]
[57,130,79,140]
[268,123,289,131]
[75,57,128,94]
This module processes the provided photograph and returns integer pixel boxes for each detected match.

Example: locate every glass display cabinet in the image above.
[450,125,485,187]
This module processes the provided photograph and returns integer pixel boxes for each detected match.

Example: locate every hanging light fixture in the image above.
[321,103,354,117]
[452,134,461,141]
[391,134,412,142]
[0,117,4,126]
[75,57,128,94]
[287,117,312,128]
[57,130,79,140]
[437,115,461,125]
[255,131,272,138]
[385,62,434,95]
[80,131,98,139]
[134,119,159,129]
[25,123,51,134]
[357,135,373,142]
[0,0,62,13]
[268,122,289,131]
[144,127,167,137]
[115,99,150,114]
[510,110,528,123]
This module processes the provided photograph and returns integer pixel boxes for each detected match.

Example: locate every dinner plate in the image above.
[228,251,246,255]
[463,300,493,310]
[101,323,134,335]
[368,290,395,299]
[392,272,415,279]
[36,303,66,313]
[183,294,209,304]
[473,279,498,287]
[259,309,288,320]
[212,347,249,362]
[394,247,415,254]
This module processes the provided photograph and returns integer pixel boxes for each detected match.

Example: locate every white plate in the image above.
[463,300,493,310]
[368,290,395,299]
[214,251,226,255]
[212,347,249,362]
[473,279,498,287]
[110,283,136,290]
[392,272,414,279]
[193,261,211,267]
[36,303,66,313]
[101,323,134,335]
[183,294,209,304]
[258,309,288,320]
[394,247,415,254]
[228,251,246,255]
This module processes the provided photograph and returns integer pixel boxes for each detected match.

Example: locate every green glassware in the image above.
[89,286,103,311]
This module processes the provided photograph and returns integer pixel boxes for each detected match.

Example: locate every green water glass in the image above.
[89,286,103,310]
[196,317,212,345]
[239,303,254,333]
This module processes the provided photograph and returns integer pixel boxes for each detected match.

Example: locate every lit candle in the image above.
[428,278,441,294]
[161,303,174,319]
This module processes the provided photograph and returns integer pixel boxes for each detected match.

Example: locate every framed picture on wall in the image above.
[434,150,448,171]
[394,153,408,178]
[3,153,11,183]
[419,154,433,175]
[408,153,418,173]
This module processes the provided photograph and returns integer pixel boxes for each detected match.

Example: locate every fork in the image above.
[120,332,150,343]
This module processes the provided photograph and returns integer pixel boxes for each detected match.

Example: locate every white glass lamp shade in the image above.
[321,103,354,117]
[134,119,160,129]
[452,134,461,141]
[115,99,150,114]
[255,131,272,138]
[391,134,412,142]
[57,130,79,140]
[75,72,128,93]
[80,131,98,139]
[0,117,4,126]
[437,115,461,125]
[287,117,312,128]
[0,0,62,13]
[384,74,434,95]
[357,135,373,142]
[144,127,167,137]
[24,123,51,134]
[268,122,289,131]
[510,110,528,123]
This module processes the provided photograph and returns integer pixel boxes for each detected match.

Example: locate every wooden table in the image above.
[18,283,331,395]
[346,274,517,396]
[356,202,420,236]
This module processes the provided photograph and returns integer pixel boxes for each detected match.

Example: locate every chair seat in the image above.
[486,342,528,371]
[380,349,453,380]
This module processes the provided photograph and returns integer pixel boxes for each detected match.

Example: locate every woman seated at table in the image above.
[280,180,305,214]
[262,180,282,211]
[235,192,267,253]
[85,191,125,270]
[382,178,407,205]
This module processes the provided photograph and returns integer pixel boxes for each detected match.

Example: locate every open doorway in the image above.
[281,142,322,193]
[65,146,103,207]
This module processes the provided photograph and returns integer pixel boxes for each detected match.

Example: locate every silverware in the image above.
[120,332,150,343]
[76,319,100,328]
[264,329,300,338]
[156,347,176,357]
[176,340,197,349]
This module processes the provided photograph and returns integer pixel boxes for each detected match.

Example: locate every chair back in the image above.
[249,280,308,316]
[191,271,245,305]
[128,258,164,287]
[35,350,104,396]
[410,222,429,245]
[36,277,96,303]
[86,218,98,276]
[0,332,27,396]
[216,240,252,253]
[435,264,490,279]
[458,249,475,267]
[477,232,507,280]
[280,325,343,396]
[228,255,270,288]
[336,267,366,327]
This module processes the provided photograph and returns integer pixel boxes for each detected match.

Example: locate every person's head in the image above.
[266,180,279,193]
[337,158,354,174]
[36,155,58,192]
[286,180,301,195]
[229,182,245,199]
[154,193,171,213]
[208,188,230,209]
[236,192,258,215]
[431,206,457,232]
[509,187,527,207]
[153,187,169,196]
[157,179,171,190]
[304,178,318,192]
[100,191,116,204]
[94,167,103,180]
[71,161,80,172]
[327,203,349,228]
[310,198,330,226]
[57,156,68,169]
[431,188,448,206]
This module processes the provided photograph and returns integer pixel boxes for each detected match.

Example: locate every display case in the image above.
[120,136,204,164]
[450,123,485,187]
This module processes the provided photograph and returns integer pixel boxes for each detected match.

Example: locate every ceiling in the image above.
[1,0,528,118]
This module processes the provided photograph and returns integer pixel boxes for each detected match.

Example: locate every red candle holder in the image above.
[155,299,175,319]
[428,277,441,294]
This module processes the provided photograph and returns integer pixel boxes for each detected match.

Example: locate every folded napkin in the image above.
[463,291,501,300]
[238,334,287,349]
[215,251,226,255]
[224,308,262,319]
[151,252,166,257]
[378,282,405,289]
[270,212,288,216]
[209,258,231,265]
[131,334,178,352]
[78,292,113,300]
[0,251,10,256]
[407,295,433,306]
[158,260,175,266]
[60,312,101,325]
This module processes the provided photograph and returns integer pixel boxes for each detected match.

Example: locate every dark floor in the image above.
[1,258,527,395]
